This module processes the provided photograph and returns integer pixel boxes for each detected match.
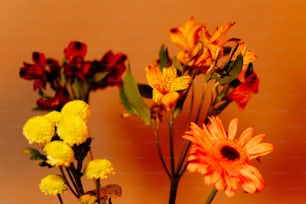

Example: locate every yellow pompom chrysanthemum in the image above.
[57,115,89,146]
[44,141,74,167]
[22,115,55,145]
[45,110,63,125]
[39,174,67,195]
[85,159,115,179]
[79,193,97,204]
[61,100,91,121]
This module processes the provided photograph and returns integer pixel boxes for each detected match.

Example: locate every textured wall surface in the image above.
[0,0,305,203]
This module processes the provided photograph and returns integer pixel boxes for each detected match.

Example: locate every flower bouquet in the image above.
[20,17,273,204]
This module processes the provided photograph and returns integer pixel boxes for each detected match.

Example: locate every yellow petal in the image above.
[171,76,192,92]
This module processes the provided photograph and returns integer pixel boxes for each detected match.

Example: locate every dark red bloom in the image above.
[227,72,259,110]
[19,52,47,90]
[102,51,127,86]
[89,51,127,89]
[63,41,91,80]
[63,57,91,80]
[36,88,70,111]
[64,41,87,61]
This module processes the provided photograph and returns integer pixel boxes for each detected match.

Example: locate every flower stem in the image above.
[168,176,180,204]
[154,129,171,177]
[204,188,218,204]
[96,179,101,204]
[168,112,175,174]
[57,194,64,204]
[59,166,78,198]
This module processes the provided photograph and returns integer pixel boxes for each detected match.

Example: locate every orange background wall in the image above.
[1,0,306,203]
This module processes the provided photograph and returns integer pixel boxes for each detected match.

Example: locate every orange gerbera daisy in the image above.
[145,65,191,111]
[183,116,273,197]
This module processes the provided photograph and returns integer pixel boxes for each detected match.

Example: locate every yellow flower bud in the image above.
[44,141,74,167]
[45,110,62,125]
[80,193,97,204]
[85,159,115,179]
[22,115,55,145]
[57,115,89,146]
[61,100,91,121]
[39,174,67,195]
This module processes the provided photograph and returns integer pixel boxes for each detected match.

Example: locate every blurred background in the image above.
[1,0,306,203]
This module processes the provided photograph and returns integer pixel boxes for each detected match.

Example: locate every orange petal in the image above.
[228,118,238,141]
[145,64,162,87]
[244,134,266,150]
[238,127,254,146]
[161,92,179,111]
[247,143,274,160]
[207,117,227,141]
[239,165,264,192]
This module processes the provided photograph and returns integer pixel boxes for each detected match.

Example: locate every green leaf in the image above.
[120,66,151,126]
[93,72,108,82]
[138,84,153,99]
[217,54,243,84]
[172,57,184,74]
[159,44,171,71]
[173,91,188,119]
[228,54,243,77]
[22,147,46,161]
[72,78,81,99]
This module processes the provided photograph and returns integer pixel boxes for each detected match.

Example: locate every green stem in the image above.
[96,179,101,204]
[168,112,175,175]
[204,188,218,204]
[168,176,180,204]
[59,166,78,198]
[195,82,207,124]
[65,167,79,196]
[57,194,64,204]
[154,129,171,177]
[69,164,84,195]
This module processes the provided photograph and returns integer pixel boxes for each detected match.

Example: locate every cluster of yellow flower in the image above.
[22,100,118,204]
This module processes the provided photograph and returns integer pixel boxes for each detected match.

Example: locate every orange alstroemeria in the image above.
[169,17,203,51]
[169,17,209,72]
[183,116,273,197]
[227,72,259,110]
[201,22,235,61]
[145,65,192,111]
[169,17,236,74]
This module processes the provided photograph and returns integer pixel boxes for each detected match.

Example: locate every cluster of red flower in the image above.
[20,41,127,110]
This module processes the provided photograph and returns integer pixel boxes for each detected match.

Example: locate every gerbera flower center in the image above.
[221,145,240,161]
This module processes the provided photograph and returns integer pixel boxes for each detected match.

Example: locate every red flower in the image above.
[89,51,127,89]
[63,41,91,80]
[64,41,87,61]
[227,72,259,110]
[102,51,127,86]
[19,52,47,90]
[36,88,70,111]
